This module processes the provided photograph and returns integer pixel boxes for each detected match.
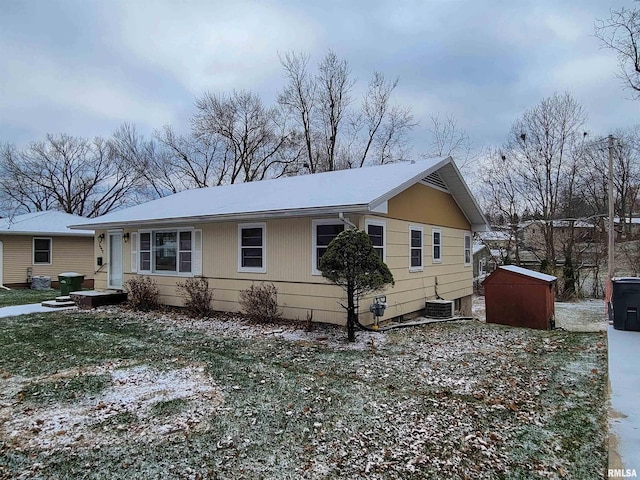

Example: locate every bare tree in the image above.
[479,147,525,265]
[278,51,319,173]
[279,50,415,171]
[0,143,53,214]
[506,92,587,272]
[154,125,230,190]
[0,133,143,217]
[192,90,294,183]
[374,105,415,164]
[577,127,640,236]
[316,51,355,171]
[423,113,474,171]
[595,6,640,98]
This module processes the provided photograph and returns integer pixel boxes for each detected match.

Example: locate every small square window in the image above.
[33,238,51,264]
[238,223,266,273]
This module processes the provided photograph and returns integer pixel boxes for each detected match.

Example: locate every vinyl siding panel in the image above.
[0,235,94,286]
[99,193,473,324]
[387,183,470,230]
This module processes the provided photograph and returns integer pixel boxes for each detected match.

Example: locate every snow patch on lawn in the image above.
[0,363,223,450]
[472,296,607,332]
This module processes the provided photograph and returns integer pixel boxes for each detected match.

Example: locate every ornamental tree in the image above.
[319,228,394,341]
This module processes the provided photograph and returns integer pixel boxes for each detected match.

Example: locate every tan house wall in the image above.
[388,183,470,230]
[93,183,474,324]
[0,235,94,287]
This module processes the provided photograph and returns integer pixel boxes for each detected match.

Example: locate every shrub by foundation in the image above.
[176,277,214,317]
[125,276,160,312]
[239,283,282,322]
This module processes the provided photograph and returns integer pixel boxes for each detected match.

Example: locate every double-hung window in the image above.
[238,223,266,273]
[33,237,52,265]
[312,220,345,275]
[464,233,472,266]
[432,228,442,263]
[366,220,386,262]
[409,226,423,272]
[137,228,197,275]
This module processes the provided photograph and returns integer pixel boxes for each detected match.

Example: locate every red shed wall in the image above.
[484,271,555,330]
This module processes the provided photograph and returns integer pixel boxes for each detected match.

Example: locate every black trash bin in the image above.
[611,277,640,331]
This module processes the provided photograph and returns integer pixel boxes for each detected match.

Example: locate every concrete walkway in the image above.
[0,302,77,318]
[608,325,640,474]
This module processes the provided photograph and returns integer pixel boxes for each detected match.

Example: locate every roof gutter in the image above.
[68,204,371,230]
[0,230,94,237]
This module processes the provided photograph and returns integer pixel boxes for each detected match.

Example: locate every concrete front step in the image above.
[42,300,76,308]
[55,296,72,302]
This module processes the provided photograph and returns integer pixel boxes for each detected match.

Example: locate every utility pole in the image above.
[607,134,615,321]
[608,134,615,282]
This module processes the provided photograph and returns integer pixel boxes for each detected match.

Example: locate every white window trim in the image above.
[130,232,138,273]
[238,222,267,274]
[365,218,386,263]
[432,228,442,264]
[409,225,424,272]
[137,227,196,276]
[464,232,472,267]
[138,229,151,274]
[33,237,52,265]
[311,219,345,276]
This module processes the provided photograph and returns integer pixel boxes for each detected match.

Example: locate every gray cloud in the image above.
[1,0,637,152]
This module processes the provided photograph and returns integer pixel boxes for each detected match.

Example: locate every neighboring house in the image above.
[472,242,495,280]
[477,229,512,250]
[519,219,595,251]
[613,217,640,239]
[0,211,95,289]
[70,158,489,325]
[477,229,515,265]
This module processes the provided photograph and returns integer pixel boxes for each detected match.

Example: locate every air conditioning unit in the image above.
[425,300,455,319]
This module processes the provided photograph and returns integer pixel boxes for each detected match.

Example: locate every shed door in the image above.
[108,232,123,289]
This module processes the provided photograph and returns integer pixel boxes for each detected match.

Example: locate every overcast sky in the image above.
[1,0,638,154]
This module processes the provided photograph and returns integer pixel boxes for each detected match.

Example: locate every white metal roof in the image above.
[0,211,94,236]
[478,230,511,241]
[70,158,490,231]
[499,265,557,282]
[473,242,488,255]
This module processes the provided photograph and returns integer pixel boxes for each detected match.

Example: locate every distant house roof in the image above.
[473,242,489,255]
[614,217,640,225]
[478,230,511,241]
[70,158,490,231]
[520,219,595,229]
[0,211,94,237]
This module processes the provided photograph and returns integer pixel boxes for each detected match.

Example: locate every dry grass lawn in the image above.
[0,305,607,479]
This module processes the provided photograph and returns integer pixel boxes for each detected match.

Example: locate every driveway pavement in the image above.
[0,303,76,318]
[608,325,640,475]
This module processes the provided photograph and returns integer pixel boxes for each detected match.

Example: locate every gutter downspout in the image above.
[338,212,357,229]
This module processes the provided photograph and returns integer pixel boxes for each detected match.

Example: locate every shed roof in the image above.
[0,211,94,237]
[496,265,557,282]
[70,157,490,231]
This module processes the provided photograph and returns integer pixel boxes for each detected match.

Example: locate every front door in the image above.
[108,232,123,289]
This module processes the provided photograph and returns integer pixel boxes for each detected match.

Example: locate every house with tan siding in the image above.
[0,211,94,289]
[70,158,489,325]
